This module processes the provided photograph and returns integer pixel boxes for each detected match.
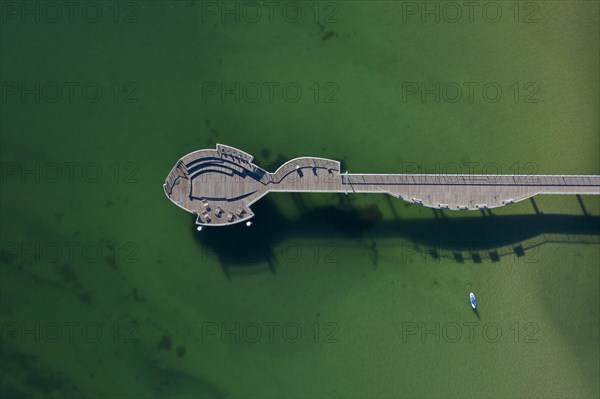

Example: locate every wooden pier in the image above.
[164,144,600,227]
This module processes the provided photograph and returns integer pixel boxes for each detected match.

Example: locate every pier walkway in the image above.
[164,144,600,227]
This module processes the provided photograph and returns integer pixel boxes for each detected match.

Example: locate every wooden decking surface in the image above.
[164,144,600,226]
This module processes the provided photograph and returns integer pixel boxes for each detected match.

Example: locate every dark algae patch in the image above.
[158,335,173,351]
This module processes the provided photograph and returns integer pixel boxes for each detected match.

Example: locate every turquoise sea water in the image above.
[1,1,599,398]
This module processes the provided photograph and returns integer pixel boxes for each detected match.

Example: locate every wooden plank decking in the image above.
[164,144,600,226]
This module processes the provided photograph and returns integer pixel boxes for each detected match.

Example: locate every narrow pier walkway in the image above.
[164,144,600,227]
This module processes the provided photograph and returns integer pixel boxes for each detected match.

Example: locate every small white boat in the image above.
[469,292,477,310]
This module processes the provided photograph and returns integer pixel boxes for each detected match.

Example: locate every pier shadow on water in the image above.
[192,195,600,278]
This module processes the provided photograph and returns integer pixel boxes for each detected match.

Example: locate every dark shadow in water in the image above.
[488,251,500,262]
[530,197,541,215]
[453,252,464,264]
[385,195,400,220]
[576,194,589,216]
[192,196,600,277]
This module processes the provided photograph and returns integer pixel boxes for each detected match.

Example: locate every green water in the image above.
[1,1,599,398]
